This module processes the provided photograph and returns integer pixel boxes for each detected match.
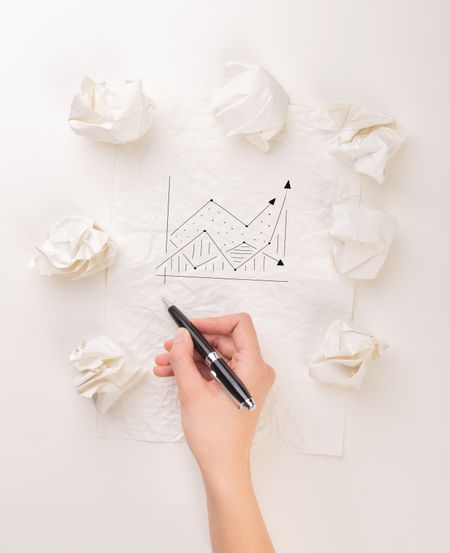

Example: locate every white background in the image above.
[1,1,449,552]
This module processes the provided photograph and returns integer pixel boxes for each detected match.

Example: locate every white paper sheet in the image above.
[329,203,397,279]
[308,320,388,388]
[70,335,148,414]
[29,216,117,279]
[318,104,406,183]
[99,95,361,455]
[69,77,153,144]
[211,62,289,152]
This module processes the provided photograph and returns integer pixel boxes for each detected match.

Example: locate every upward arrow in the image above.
[284,180,291,189]
[247,197,277,226]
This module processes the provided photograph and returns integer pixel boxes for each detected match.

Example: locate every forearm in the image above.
[203,465,276,553]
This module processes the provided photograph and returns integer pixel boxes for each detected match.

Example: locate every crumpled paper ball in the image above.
[68,77,153,144]
[70,335,147,414]
[29,216,117,279]
[308,320,388,388]
[211,62,289,152]
[323,104,406,183]
[329,203,397,279]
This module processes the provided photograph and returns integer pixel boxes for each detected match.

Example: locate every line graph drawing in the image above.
[155,178,291,283]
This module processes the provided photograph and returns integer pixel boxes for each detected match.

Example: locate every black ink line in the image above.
[200,238,203,257]
[263,252,278,262]
[177,256,180,272]
[283,209,287,257]
[169,238,177,248]
[204,231,235,269]
[183,253,195,268]
[156,274,289,283]
[155,230,204,269]
[212,263,215,271]
[169,200,211,236]
[246,203,270,226]
[269,192,287,242]
[226,242,244,252]
[222,261,224,270]
[184,263,187,271]
[263,256,266,271]
[226,241,256,252]
[235,243,268,270]
[196,255,217,268]
[164,266,167,284]
[208,242,211,255]
[192,243,195,258]
[212,201,246,226]
[165,176,171,253]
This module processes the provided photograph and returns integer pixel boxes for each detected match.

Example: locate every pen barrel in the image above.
[167,304,254,409]
[168,305,211,357]
[209,357,252,407]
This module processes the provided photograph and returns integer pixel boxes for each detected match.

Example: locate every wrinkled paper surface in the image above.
[69,77,153,144]
[329,203,397,279]
[319,104,406,183]
[99,96,361,455]
[308,320,388,388]
[212,63,289,152]
[29,216,116,279]
[70,335,148,414]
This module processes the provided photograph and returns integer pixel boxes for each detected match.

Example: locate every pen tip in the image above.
[161,296,171,309]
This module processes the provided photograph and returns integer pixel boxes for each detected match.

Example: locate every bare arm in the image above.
[154,313,276,553]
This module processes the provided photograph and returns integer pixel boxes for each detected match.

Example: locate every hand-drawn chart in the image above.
[155,179,291,283]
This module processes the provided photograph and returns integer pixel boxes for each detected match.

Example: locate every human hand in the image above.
[153,313,275,487]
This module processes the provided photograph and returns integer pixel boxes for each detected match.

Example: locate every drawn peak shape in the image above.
[158,232,281,273]
[226,241,258,266]
[156,229,234,272]
[158,179,290,279]
[170,197,279,252]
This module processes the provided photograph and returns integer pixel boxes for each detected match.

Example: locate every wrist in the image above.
[202,460,253,502]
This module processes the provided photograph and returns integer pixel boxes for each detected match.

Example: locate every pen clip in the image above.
[209,369,243,409]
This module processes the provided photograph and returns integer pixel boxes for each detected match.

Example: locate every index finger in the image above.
[191,312,260,355]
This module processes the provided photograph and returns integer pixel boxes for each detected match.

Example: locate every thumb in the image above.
[169,328,206,399]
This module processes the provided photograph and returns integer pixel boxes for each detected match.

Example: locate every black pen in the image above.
[162,298,255,411]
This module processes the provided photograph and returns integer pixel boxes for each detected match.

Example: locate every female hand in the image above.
[153,312,277,553]
[153,312,276,486]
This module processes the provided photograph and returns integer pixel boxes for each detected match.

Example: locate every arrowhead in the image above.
[284,181,291,189]
[268,198,276,205]
[277,260,284,266]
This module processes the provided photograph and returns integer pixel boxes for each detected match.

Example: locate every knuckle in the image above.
[238,311,252,323]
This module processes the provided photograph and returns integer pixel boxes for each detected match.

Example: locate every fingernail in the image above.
[173,327,188,344]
